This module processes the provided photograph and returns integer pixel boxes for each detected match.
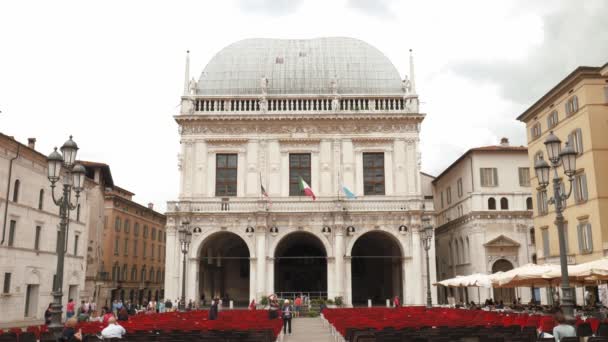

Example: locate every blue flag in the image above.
[342,185,356,199]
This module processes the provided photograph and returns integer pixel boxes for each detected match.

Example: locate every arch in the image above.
[270,229,333,259]
[197,230,251,306]
[274,231,328,297]
[351,230,403,305]
[488,197,496,210]
[500,197,509,210]
[190,228,254,259]
[491,259,515,304]
[12,179,20,202]
[345,228,403,257]
[526,197,533,210]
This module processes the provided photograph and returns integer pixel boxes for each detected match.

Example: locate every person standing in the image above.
[66,299,76,319]
[249,299,256,311]
[393,296,401,308]
[282,300,294,335]
[44,303,53,325]
[208,298,219,320]
[552,312,576,341]
[294,296,302,318]
[62,318,82,341]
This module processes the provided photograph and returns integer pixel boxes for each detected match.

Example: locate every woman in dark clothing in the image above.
[44,303,53,325]
[117,307,129,321]
[282,300,294,335]
[208,297,219,320]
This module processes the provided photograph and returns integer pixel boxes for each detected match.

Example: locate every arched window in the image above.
[532,253,537,264]
[122,264,128,281]
[500,197,509,210]
[459,238,465,264]
[526,197,533,210]
[530,227,535,245]
[12,179,20,202]
[455,240,460,265]
[38,189,44,210]
[156,270,161,283]
[465,237,470,263]
[112,263,119,281]
[76,204,81,221]
[488,197,496,210]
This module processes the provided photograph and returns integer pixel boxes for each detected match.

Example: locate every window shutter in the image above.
[567,133,574,149]
[586,223,593,252]
[576,128,583,155]
[577,224,584,253]
[493,168,498,186]
[581,174,588,201]
[573,176,580,203]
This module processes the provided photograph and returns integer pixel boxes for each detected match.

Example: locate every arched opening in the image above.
[274,232,327,298]
[526,197,533,210]
[351,231,402,305]
[488,197,496,210]
[12,179,20,202]
[198,232,250,306]
[500,197,509,210]
[38,189,44,210]
[492,259,515,304]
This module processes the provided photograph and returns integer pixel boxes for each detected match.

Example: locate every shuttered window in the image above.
[567,128,584,155]
[518,168,530,187]
[573,173,588,204]
[480,168,498,187]
[577,222,593,253]
[547,110,559,129]
[537,190,548,215]
[457,178,463,197]
[542,228,550,257]
[446,187,452,205]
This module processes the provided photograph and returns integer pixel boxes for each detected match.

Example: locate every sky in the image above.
[1,0,607,211]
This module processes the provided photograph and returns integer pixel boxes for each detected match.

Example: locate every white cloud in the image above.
[0,0,603,210]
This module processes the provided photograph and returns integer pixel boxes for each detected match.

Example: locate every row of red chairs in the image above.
[323,307,607,337]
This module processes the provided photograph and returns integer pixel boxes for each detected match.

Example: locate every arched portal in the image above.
[351,231,403,305]
[492,259,515,304]
[198,232,250,306]
[274,232,327,298]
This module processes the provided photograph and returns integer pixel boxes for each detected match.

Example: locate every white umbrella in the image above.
[492,263,560,288]
[543,257,608,283]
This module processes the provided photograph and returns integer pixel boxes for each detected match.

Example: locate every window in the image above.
[151,228,157,240]
[526,197,533,210]
[124,220,130,234]
[537,190,548,215]
[12,179,20,202]
[363,153,385,195]
[151,244,155,260]
[143,225,148,238]
[38,189,44,210]
[114,237,119,255]
[156,270,161,283]
[143,242,147,258]
[457,178,463,197]
[440,192,444,209]
[122,264,127,281]
[454,240,460,264]
[134,223,139,236]
[446,187,452,205]
[112,263,119,281]
[519,168,530,187]
[133,240,138,256]
[215,154,238,196]
[488,197,496,210]
[530,228,535,245]
[448,243,453,266]
[577,222,593,253]
[573,173,588,204]
[124,239,129,256]
[288,153,311,196]
[500,197,509,210]
[158,230,162,242]
[534,151,543,162]
[149,268,154,283]
[158,245,162,260]
[34,226,41,250]
[8,220,16,247]
[131,266,137,281]
[76,204,81,221]
[141,267,146,282]
[480,168,498,187]
[531,123,541,139]
[568,128,583,155]
[3,273,11,294]
[604,86,608,103]
[115,217,121,232]
[74,235,79,256]
[565,95,579,115]
[542,228,550,257]
[547,110,559,129]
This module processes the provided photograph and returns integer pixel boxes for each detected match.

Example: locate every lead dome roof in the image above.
[197,37,404,96]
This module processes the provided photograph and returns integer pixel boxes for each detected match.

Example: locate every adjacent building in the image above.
[165,37,436,307]
[517,63,608,304]
[0,134,91,325]
[432,138,535,304]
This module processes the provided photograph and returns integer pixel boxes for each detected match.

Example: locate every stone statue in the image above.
[189,77,197,95]
[402,75,412,94]
[260,76,268,96]
[330,75,339,111]
[259,99,268,113]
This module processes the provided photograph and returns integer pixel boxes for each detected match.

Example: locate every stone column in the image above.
[393,139,407,195]
[249,258,256,303]
[342,139,354,194]
[267,258,275,295]
[256,230,266,299]
[411,227,422,305]
[385,148,394,195]
[319,140,332,196]
[237,152,246,197]
[344,257,353,307]
[164,225,179,301]
[402,258,409,305]
[187,258,199,303]
[193,141,207,196]
[327,257,335,299]
[334,229,345,299]
[206,152,216,197]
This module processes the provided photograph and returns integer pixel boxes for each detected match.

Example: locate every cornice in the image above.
[175,113,425,122]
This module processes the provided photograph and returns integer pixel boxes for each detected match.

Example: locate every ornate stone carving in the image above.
[180,122,418,135]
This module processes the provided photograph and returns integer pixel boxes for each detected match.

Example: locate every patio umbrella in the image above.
[492,263,560,288]
[542,257,608,284]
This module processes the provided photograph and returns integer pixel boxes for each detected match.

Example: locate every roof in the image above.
[197,37,404,96]
[79,160,114,188]
[432,145,528,184]
[517,64,608,122]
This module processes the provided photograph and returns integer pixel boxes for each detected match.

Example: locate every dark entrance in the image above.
[492,259,515,304]
[199,232,250,306]
[351,231,403,305]
[274,232,327,298]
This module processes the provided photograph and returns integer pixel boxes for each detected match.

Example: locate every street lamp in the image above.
[534,131,578,319]
[420,217,434,308]
[178,222,193,311]
[46,136,86,337]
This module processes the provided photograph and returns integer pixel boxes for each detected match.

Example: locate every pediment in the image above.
[483,235,520,248]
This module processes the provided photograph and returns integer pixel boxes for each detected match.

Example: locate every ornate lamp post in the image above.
[534,131,578,319]
[46,136,86,336]
[420,217,434,308]
[178,222,193,311]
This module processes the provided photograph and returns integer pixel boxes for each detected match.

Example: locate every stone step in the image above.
[281,317,335,342]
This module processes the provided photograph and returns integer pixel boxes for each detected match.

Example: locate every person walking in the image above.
[208,297,219,320]
[66,298,76,319]
[282,299,294,335]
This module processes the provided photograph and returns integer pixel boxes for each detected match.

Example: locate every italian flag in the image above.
[298,177,316,200]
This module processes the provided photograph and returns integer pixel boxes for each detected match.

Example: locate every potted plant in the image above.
[334,296,343,307]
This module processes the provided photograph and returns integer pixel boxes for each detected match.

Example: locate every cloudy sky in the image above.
[1,0,606,210]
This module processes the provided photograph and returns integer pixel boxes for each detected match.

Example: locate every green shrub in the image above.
[260,296,269,306]
[307,310,320,317]
[326,299,334,305]
[334,296,343,307]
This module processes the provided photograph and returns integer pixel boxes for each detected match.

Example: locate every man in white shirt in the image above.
[101,317,126,339]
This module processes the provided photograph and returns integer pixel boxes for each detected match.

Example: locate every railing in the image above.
[275,291,328,303]
[185,96,418,115]
[167,197,434,214]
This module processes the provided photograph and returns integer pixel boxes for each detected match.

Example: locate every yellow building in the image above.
[517,63,608,266]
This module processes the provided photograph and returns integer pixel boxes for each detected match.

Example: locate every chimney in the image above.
[500,137,509,146]
[27,138,36,149]
[147,202,154,210]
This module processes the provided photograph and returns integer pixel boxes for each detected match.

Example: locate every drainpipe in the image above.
[2,144,20,245]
